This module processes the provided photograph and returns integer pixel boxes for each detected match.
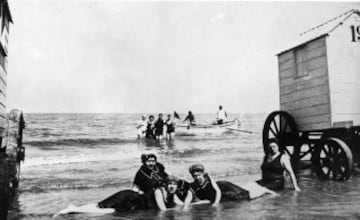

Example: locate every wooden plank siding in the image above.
[0,51,7,133]
[278,36,331,131]
[0,67,6,111]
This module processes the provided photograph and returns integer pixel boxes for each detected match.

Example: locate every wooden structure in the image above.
[278,9,360,131]
[0,2,25,220]
[0,0,12,136]
[263,9,360,181]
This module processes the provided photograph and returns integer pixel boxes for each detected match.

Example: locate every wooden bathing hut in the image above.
[0,1,25,219]
[263,9,360,181]
[0,0,12,130]
[277,9,360,131]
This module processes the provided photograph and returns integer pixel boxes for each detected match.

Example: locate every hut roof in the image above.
[277,9,360,56]
[1,0,13,23]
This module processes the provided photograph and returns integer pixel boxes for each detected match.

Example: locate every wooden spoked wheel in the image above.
[263,111,300,164]
[312,137,353,181]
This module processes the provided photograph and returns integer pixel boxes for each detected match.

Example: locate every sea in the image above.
[7,113,360,220]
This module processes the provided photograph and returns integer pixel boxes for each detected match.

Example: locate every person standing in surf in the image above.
[132,154,168,208]
[136,115,148,139]
[165,114,176,140]
[145,115,155,139]
[154,113,165,140]
[257,142,301,191]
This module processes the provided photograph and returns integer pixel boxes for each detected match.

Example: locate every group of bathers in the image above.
[137,112,180,140]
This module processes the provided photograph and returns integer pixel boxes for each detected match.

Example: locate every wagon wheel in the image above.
[312,137,353,181]
[263,111,300,165]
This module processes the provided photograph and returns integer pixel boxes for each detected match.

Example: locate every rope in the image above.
[300,9,356,36]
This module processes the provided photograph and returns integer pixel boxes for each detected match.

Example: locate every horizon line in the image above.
[18,111,270,115]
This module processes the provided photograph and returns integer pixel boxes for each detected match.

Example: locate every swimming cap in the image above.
[165,175,178,184]
[189,164,205,174]
[141,153,157,164]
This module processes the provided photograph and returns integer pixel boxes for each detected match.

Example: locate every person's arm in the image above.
[183,190,193,211]
[207,174,221,206]
[281,155,301,191]
[154,188,167,211]
[136,121,144,129]
[131,185,144,194]
[174,194,184,205]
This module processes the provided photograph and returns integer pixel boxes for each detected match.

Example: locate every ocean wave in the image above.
[23,137,137,148]
[162,146,237,158]
[22,151,141,167]
[163,148,210,157]
[19,178,133,193]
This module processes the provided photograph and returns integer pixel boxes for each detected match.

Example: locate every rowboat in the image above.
[175,119,249,135]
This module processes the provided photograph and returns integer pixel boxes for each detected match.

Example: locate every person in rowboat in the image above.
[216,105,227,125]
[183,111,196,128]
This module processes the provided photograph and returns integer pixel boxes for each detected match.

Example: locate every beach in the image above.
[6,113,360,220]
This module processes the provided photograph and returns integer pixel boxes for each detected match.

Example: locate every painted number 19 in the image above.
[350,25,360,42]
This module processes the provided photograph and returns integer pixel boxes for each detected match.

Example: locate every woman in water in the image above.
[132,153,168,208]
[154,113,165,140]
[145,115,155,139]
[257,142,301,191]
[183,164,267,210]
[165,114,176,140]
[136,115,148,139]
[154,175,190,210]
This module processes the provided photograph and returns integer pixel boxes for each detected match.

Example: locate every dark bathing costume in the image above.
[98,176,190,211]
[145,121,155,139]
[98,165,252,212]
[97,174,250,212]
[166,119,175,133]
[133,162,168,208]
[154,119,164,136]
[190,174,250,203]
[257,153,285,191]
[98,162,168,212]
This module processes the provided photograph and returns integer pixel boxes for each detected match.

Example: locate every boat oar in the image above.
[225,127,253,134]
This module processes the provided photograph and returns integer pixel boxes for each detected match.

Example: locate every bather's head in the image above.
[269,142,280,155]
[189,163,206,185]
[141,153,157,170]
[165,175,178,194]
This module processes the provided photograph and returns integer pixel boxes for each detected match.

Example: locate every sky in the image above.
[5,1,360,113]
